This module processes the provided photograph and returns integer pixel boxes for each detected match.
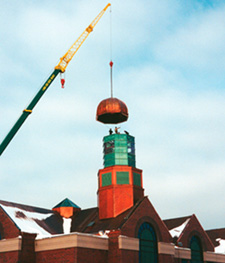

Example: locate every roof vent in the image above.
[52,198,81,218]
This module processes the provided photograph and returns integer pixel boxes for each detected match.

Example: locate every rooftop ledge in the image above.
[35,232,108,252]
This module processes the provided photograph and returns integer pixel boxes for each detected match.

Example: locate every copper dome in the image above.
[96,97,128,124]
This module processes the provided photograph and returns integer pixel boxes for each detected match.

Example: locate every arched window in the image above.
[190,236,203,263]
[138,222,158,263]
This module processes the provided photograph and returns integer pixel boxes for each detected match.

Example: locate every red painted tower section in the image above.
[98,133,144,219]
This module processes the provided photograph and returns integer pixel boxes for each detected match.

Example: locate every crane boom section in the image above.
[0,69,60,156]
[55,3,111,72]
[0,3,111,156]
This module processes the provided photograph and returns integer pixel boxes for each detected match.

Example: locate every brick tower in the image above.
[98,133,144,219]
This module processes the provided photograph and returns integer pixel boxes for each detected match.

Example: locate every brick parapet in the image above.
[204,251,225,262]
[20,232,36,263]
[108,230,122,263]
[0,237,21,253]
[0,232,223,262]
[35,232,108,252]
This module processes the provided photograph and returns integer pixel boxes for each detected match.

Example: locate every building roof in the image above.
[164,214,215,252]
[71,197,146,234]
[0,197,145,239]
[163,215,191,238]
[0,200,63,238]
[53,198,80,209]
[206,228,225,254]
[0,196,146,240]
[1,197,223,255]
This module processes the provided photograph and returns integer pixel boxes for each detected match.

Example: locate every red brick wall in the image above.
[98,166,144,220]
[158,254,174,263]
[0,207,20,239]
[178,215,214,252]
[121,249,139,263]
[36,247,108,263]
[99,184,137,219]
[76,247,107,263]
[36,248,76,262]
[133,186,144,203]
[0,251,20,263]
[98,186,114,219]
[114,186,134,217]
[121,197,172,243]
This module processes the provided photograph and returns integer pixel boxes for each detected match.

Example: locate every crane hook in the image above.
[60,73,65,88]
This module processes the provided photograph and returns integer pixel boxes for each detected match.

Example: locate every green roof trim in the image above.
[53,198,80,209]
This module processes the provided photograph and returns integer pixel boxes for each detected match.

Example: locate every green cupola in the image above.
[103,133,136,168]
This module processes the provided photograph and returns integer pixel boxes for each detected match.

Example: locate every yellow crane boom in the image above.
[0,3,111,156]
[55,3,111,72]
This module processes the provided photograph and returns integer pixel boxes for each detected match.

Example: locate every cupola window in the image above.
[133,172,141,186]
[102,172,112,186]
[116,171,129,184]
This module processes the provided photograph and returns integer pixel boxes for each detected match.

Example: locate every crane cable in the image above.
[109,5,113,98]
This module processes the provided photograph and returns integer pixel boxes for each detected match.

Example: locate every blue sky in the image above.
[1,0,225,230]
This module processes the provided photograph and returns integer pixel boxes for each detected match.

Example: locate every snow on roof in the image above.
[169,218,190,238]
[63,218,72,235]
[98,230,110,237]
[0,204,53,238]
[215,238,225,254]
